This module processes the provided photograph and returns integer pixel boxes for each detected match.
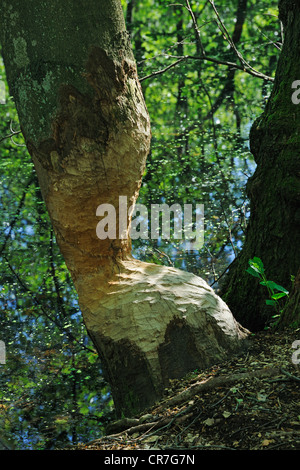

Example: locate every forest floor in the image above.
[69,328,300,451]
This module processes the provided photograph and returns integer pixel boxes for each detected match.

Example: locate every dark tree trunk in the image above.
[278,268,300,328]
[222,0,300,331]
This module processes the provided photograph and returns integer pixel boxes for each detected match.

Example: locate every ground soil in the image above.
[69,328,300,451]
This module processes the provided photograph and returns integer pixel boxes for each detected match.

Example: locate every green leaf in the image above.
[79,405,90,416]
[265,281,289,294]
[247,257,265,278]
[252,257,264,269]
[259,280,286,293]
[248,257,264,273]
[266,299,276,306]
[271,292,288,300]
[246,266,261,278]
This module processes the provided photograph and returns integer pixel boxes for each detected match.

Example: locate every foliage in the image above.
[0,0,280,448]
[128,0,279,285]
[0,57,114,449]
[246,257,289,326]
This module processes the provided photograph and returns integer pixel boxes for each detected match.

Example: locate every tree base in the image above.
[80,258,249,416]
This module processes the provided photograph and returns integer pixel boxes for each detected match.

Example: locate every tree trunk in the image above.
[0,0,248,417]
[222,0,300,331]
[278,268,300,328]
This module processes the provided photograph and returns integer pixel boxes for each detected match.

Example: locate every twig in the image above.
[185,0,206,56]
[210,259,235,287]
[153,248,174,266]
[175,54,273,81]
[3,256,95,353]
[0,129,22,144]
[280,368,300,383]
[140,0,273,84]
[49,229,67,318]
[140,54,274,83]
[157,367,282,410]
[140,57,187,82]
[208,0,252,71]
[0,176,35,255]
[104,405,194,440]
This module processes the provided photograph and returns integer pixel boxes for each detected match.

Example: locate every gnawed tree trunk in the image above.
[222,0,300,331]
[0,0,248,416]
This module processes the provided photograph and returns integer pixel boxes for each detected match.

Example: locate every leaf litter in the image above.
[68,329,300,451]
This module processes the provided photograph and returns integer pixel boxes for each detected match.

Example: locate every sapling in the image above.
[246,257,289,324]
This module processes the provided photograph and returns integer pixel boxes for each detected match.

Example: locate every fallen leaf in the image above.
[262,439,273,446]
[203,418,214,426]
[257,393,267,402]
[143,435,161,443]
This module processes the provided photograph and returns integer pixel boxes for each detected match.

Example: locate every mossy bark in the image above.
[277,268,300,329]
[221,0,300,331]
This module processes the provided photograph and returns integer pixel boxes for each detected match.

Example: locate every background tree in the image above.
[222,0,300,330]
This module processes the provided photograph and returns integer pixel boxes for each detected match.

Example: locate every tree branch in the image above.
[3,255,95,354]
[140,53,274,83]
[0,130,22,144]
[139,57,187,82]
[157,367,282,410]
[0,176,35,255]
[185,0,206,56]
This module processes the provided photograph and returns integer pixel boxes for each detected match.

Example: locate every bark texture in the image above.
[222,0,300,331]
[278,268,300,328]
[1,0,248,416]
[83,260,249,414]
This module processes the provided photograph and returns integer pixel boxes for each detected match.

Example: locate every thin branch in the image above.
[0,129,22,144]
[153,248,174,267]
[139,57,187,82]
[140,0,273,84]
[180,54,273,81]
[3,256,95,354]
[208,0,248,68]
[140,54,274,83]
[157,367,282,410]
[280,368,300,383]
[208,0,272,81]
[0,176,35,255]
[185,0,206,56]
[49,228,67,318]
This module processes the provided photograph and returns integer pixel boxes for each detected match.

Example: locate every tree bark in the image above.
[0,0,248,417]
[221,0,300,331]
[278,268,300,328]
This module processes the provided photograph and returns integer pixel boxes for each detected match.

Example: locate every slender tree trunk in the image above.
[1,0,248,417]
[222,0,300,331]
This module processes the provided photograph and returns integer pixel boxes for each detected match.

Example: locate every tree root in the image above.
[156,366,283,410]
[101,366,285,440]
